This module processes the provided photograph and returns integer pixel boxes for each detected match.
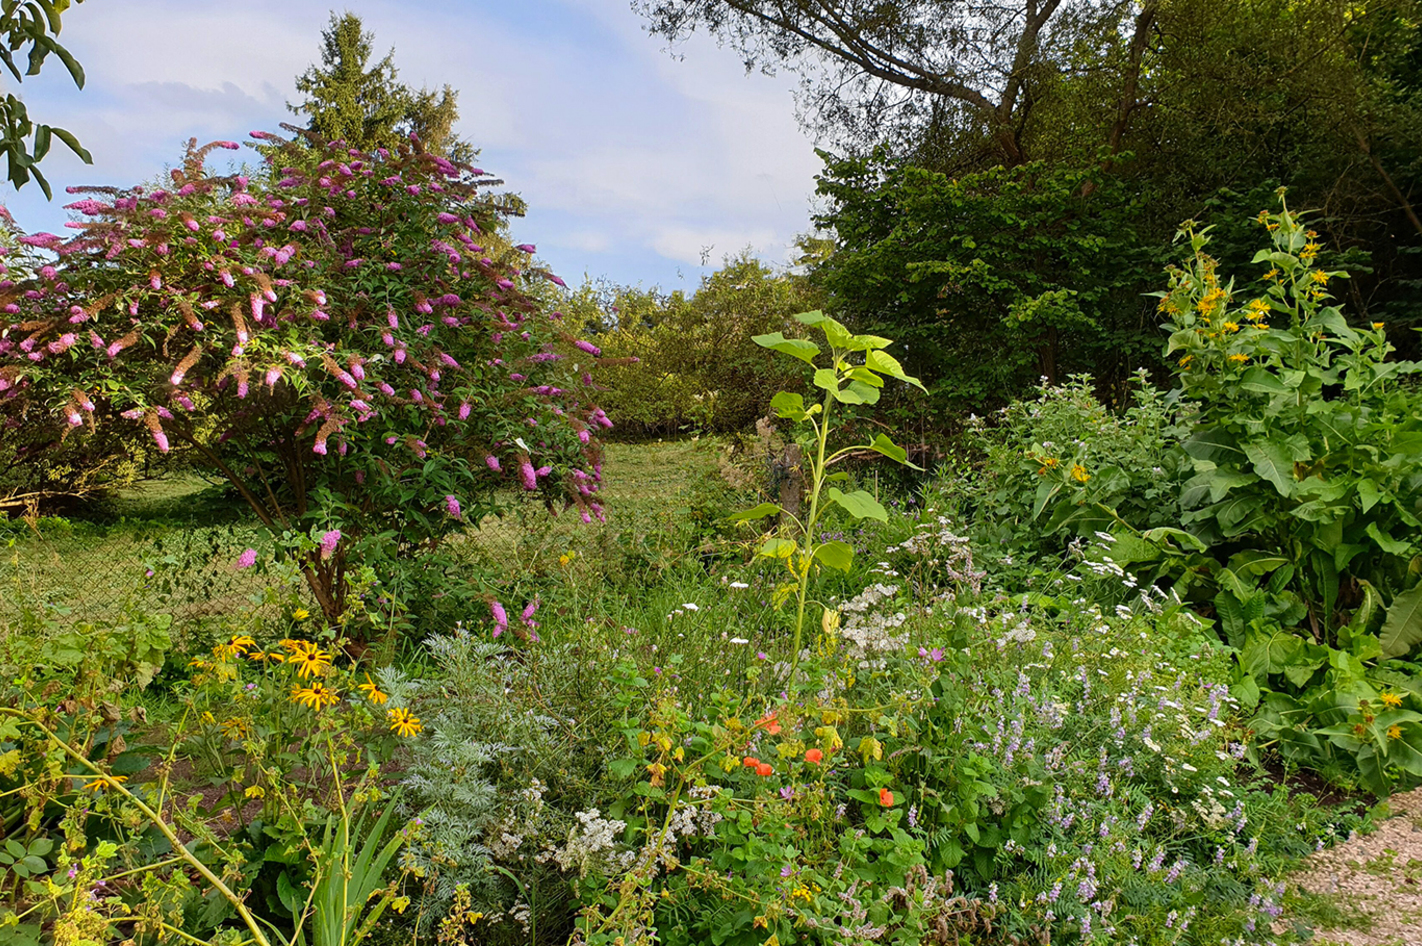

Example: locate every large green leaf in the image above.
[1244,441,1296,497]
[865,433,921,469]
[1181,466,1258,507]
[1139,527,1209,552]
[1366,522,1411,556]
[812,367,839,392]
[1182,427,1248,464]
[769,390,808,421]
[864,349,926,391]
[1239,367,1290,394]
[752,331,820,365]
[814,540,854,571]
[1241,627,1305,677]
[832,379,880,405]
[827,487,888,522]
[729,503,781,523]
[1381,583,1422,659]
[758,537,796,559]
[1030,481,1061,521]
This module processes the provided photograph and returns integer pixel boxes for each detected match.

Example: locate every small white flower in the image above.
[729,637,749,645]
[729,581,749,589]
[682,603,700,611]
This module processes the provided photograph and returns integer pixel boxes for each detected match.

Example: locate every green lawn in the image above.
[0,439,732,635]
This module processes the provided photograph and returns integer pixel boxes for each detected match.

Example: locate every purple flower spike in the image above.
[319,529,342,559]
[236,548,257,569]
[486,454,501,472]
[520,459,537,490]
[445,495,462,519]
[491,600,508,637]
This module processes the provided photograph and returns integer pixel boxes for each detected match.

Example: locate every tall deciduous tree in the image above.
[635,0,1159,167]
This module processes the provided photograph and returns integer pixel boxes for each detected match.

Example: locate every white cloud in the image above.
[652,225,781,267]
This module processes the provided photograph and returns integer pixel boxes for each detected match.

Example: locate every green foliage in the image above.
[289,12,475,162]
[1148,198,1422,793]
[0,0,91,197]
[967,372,1193,562]
[569,253,822,436]
[813,157,1163,416]
[966,198,1422,795]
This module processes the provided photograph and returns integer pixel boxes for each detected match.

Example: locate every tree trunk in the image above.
[1356,128,1422,237]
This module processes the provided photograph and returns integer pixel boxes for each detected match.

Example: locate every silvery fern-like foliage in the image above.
[400,628,567,925]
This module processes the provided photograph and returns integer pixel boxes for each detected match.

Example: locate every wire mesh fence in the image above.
[0,512,544,637]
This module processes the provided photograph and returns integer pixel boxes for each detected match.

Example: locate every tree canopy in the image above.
[289,12,476,162]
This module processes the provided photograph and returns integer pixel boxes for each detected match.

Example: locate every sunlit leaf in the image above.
[827,487,887,522]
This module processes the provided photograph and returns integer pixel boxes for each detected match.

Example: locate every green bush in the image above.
[966,372,1193,563]
[566,253,820,436]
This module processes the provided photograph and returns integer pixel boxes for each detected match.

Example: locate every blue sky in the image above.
[1,0,825,290]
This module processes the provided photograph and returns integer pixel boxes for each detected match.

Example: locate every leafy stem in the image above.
[734,310,924,681]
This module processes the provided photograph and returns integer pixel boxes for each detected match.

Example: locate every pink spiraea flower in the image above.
[445,495,462,519]
[319,529,341,559]
[491,600,508,637]
[519,458,537,491]
[236,548,257,569]
[485,454,500,472]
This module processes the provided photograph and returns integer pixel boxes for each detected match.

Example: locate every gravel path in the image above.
[1293,787,1422,945]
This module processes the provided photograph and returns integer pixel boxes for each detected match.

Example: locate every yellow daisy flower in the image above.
[1388,724,1403,740]
[1381,692,1403,708]
[219,717,252,739]
[359,674,389,705]
[215,634,256,659]
[1071,464,1090,483]
[291,681,341,710]
[290,646,333,679]
[388,707,423,737]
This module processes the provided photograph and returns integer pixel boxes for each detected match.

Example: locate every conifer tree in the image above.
[289,12,475,162]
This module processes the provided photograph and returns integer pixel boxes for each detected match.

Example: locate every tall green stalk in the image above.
[734,310,924,678]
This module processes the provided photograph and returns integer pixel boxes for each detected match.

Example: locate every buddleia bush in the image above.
[0,129,615,630]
